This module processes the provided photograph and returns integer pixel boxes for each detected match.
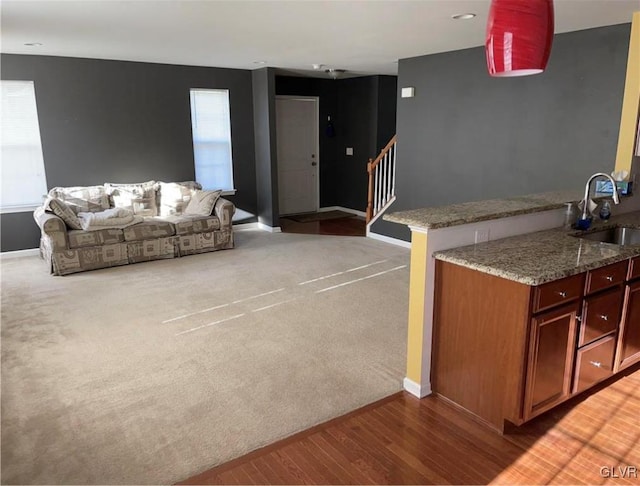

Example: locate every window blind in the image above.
[1,80,48,210]
[189,89,234,192]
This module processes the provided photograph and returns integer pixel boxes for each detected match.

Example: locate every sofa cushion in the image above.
[68,228,125,249]
[122,219,175,241]
[127,237,177,263]
[43,196,83,230]
[105,181,158,217]
[157,181,202,217]
[161,214,221,235]
[48,186,110,214]
[184,189,221,216]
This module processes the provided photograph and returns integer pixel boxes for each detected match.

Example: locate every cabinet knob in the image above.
[605,275,614,282]
[557,291,567,298]
[599,314,608,321]
[575,316,582,323]
[589,360,602,368]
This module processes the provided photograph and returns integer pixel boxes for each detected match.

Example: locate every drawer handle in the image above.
[589,361,602,368]
[605,276,614,282]
[599,314,608,321]
[557,291,567,298]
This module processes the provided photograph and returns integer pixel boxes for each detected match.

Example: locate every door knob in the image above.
[311,162,317,166]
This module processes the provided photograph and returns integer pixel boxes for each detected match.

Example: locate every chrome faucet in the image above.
[579,172,620,222]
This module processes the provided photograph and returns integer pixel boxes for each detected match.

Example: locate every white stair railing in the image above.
[366,135,397,225]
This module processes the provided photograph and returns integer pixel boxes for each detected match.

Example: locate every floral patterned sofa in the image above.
[33,181,235,276]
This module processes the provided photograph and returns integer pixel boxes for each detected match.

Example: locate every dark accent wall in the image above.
[1,54,256,251]
[276,75,397,211]
[373,24,631,241]
[1,213,42,253]
[252,68,280,228]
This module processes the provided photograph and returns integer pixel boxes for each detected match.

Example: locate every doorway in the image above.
[275,96,319,215]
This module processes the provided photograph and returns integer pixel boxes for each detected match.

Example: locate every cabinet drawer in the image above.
[573,335,616,394]
[585,261,628,295]
[578,288,623,347]
[533,274,585,314]
[628,257,640,281]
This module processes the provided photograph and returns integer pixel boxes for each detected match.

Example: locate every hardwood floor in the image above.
[279,215,366,237]
[180,365,640,485]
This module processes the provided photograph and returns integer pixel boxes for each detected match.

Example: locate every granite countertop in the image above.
[433,211,640,286]
[384,190,585,229]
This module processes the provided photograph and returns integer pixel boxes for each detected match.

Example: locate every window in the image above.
[189,89,234,192]
[1,80,48,211]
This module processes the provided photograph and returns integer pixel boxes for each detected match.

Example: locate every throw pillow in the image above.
[184,189,222,216]
[105,181,158,217]
[157,181,202,216]
[48,185,110,214]
[44,196,83,230]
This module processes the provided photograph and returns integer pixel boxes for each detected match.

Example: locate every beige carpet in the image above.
[1,229,410,485]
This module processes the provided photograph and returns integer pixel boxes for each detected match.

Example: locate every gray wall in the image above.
[1,54,256,251]
[373,24,631,240]
[276,75,397,211]
[252,68,280,228]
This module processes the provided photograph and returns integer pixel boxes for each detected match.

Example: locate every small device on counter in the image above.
[563,202,579,228]
[599,200,612,220]
[575,217,593,230]
[595,180,632,196]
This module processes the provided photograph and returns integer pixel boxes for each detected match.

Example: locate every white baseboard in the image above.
[233,222,282,233]
[233,222,259,230]
[258,223,282,233]
[366,230,411,249]
[0,248,39,259]
[319,206,366,218]
[403,377,432,398]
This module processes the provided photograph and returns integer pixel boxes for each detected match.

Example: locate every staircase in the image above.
[366,135,397,229]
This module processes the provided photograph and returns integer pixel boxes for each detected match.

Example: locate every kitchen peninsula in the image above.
[385,190,640,432]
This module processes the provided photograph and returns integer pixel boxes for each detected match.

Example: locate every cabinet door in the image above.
[617,281,640,370]
[524,303,579,421]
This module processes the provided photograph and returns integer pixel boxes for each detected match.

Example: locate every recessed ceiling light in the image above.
[325,68,346,80]
[24,42,43,46]
[252,60,267,65]
[451,13,476,20]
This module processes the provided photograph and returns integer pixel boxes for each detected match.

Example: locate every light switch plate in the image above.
[401,87,415,98]
[346,147,354,156]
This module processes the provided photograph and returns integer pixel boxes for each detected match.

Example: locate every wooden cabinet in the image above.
[628,256,640,280]
[533,274,583,313]
[434,256,638,433]
[578,289,623,346]
[585,261,627,295]
[524,303,579,420]
[617,280,640,370]
[574,335,616,394]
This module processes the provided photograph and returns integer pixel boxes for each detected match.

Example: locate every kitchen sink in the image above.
[575,226,640,246]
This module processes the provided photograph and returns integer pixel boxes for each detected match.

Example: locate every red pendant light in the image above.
[485,0,554,77]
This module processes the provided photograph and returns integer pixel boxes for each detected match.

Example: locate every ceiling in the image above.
[1,0,638,77]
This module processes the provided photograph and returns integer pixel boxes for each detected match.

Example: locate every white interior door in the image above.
[276,97,319,215]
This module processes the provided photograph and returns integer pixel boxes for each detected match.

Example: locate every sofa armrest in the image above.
[214,197,235,229]
[34,207,69,250]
